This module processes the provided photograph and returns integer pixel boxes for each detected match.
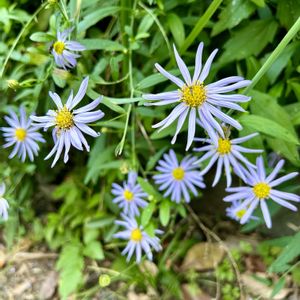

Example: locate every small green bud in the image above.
[99,274,111,287]
[6,79,20,90]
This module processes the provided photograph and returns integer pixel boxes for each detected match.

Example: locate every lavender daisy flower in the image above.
[226,200,259,223]
[111,171,148,216]
[143,42,251,150]
[113,214,163,263]
[224,156,300,228]
[153,149,205,203]
[0,183,9,221]
[52,28,85,69]
[31,77,104,167]
[194,132,263,187]
[1,106,45,162]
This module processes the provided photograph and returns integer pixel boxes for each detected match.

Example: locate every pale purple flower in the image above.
[52,28,85,69]
[194,132,262,187]
[224,156,300,228]
[143,42,251,150]
[153,149,205,203]
[226,200,259,223]
[31,77,104,167]
[0,183,9,221]
[1,106,45,162]
[113,214,163,263]
[112,171,148,216]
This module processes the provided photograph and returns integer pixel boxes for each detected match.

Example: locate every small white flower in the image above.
[0,183,9,221]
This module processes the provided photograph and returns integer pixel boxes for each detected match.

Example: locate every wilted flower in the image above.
[224,156,300,228]
[111,171,148,216]
[51,28,85,69]
[0,183,9,221]
[113,214,163,263]
[1,106,45,162]
[194,132,262,187]
[226,200,259,223]
[153,149,205,203]
[143,42,251,150]
[31,77,104,167]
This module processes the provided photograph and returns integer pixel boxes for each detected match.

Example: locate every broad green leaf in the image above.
[137,14,154,35]
[30,32,54,42]
[212,0,256,36]
[141,202,155,227]
[79,38,125,51]
[83,241,104,260]
[276,0,300,30]
[271,278,286,298]
[220,19,278,63]
[78,6,120,32]
[269,232,300,273]
[239,115,299,144]
[167,13,185,47]
[137,177,161,199]
[250,0,265,7]
[159,200,170,226]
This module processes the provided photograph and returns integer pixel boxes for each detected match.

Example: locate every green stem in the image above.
[0,2,47,78]
[179,0,223,54]
[244,16,300,94]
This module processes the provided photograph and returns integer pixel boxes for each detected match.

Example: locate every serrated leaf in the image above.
[212,0,256,36]
[159,200,170,226]
[83,241,104,260]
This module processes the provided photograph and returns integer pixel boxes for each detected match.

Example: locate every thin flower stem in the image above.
[58,0,70,22]
[0,2,47,78]
[179,0,223,54]
[244,16,300,94]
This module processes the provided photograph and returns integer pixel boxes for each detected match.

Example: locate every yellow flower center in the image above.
[130,228,142,242]
[235,209,246,219]
[55,106,74,130]
[172,167,185,180]
[217,138,231,155]
[181,82,206,107]
[123,189,134,201]
[253,182,271,199]
[53,41,65,55]
[15,128,27,141]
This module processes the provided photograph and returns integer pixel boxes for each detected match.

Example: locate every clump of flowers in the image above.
[51,28,85,69]
[1,106,45,162]
[113,214,163,263]
[143,42,251,150]
[31,77,104,167]
[111,171,148,216]
[153,149,205,203]
[224,156,300,228]
[0,183,9,221]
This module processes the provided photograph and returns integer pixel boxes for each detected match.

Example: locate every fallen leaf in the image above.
[181,283,211,300]
[39,271,58,299]
[139,260,159,277]
[181,242,225,271]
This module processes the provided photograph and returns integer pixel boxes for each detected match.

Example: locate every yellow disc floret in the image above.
[235,209,246,219]
[172,167,185,180]
[181,82,206,107]
[123,189,134,201]
[130,228,142,242]
[55,106,74,130]
[53,41,65,55]
[217,138,231,155]
[15,128,27,141]
[253,182,271,199]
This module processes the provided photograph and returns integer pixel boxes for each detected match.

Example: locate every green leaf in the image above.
[250,0,265,7]
[141,202,155,227]
[85,216,115,229]
[276,0,300,30]
[30,32,54,42]
[159,200,170,226]
[146,146,168,171]
[56,242,84,300]
[78,6,120,32]
[220,19,278,63]
[271,277,286,297]
[137,14,154,35]
[239,114,299,145]
[212,0,256,36]
[269,232,300,273]
[167,13,185,47]
[137,177,161,199]
[83,241,104,260]
[79,38,125,51]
